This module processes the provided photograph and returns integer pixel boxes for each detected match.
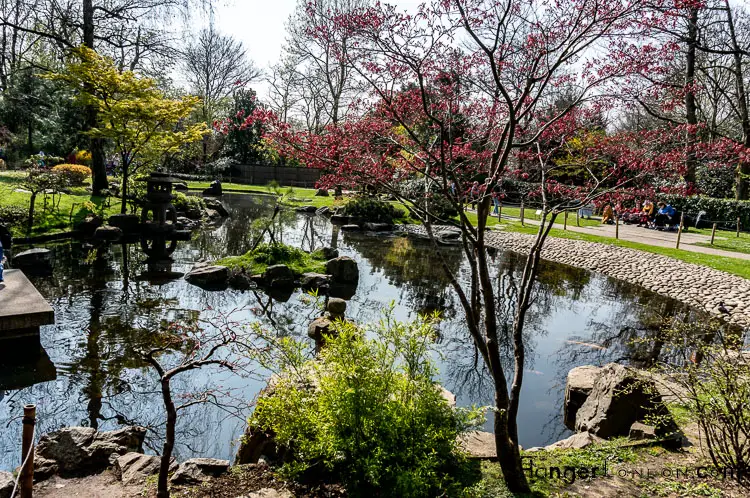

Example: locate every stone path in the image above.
[400,226,750,328]
[501,214,750,260]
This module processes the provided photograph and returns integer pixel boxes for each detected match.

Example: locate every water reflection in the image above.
[0,193,710,470]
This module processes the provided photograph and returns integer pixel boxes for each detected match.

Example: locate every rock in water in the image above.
[204,198,229,217]
[93,225,123,242]
[327,297,347,317]
[185,264,229,290]
[108,214,140,234]
[300,273,330,289]
[574,363,676,439]
[564,365,602,430]
[263,264,295,288]
[202,180,222,196]
[326,257,359,284]
[12,248,53,267]
[170,458,229,484]
[74,214,103,237]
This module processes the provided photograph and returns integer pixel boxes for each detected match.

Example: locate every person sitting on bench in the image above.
[654,202,676,228]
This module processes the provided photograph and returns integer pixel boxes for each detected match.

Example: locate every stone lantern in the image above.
[140,171,180,232]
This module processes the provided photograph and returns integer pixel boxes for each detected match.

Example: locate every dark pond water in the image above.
[0,192,703,471]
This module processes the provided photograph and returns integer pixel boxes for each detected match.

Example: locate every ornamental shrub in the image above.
[249,311,482,497]
[51,164,92,186]
[398,178,459,220]
[172,192,205,214]
[344,197,405,224]
[660,194,750,230]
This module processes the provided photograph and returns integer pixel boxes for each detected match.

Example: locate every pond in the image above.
[0,192,702,471]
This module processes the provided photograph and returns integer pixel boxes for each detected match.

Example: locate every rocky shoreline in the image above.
[400,225,750,328]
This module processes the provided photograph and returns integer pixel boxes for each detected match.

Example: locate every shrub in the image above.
[51,164,92,186]
[652,318,750,485]
[660,194,750,230]
[75,150,92,165]
[172,192,205,214]
[249,311,482,497]
[344,197,405,224]
[217,242,328,275]
[0,205,27,229]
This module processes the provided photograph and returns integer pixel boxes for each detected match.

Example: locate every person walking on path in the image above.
[0,223,11,282]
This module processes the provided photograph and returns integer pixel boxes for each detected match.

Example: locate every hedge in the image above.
[660,194,750,230]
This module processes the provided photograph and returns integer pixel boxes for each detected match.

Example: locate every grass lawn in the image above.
[0,171,119,237]
[691,227,750,256]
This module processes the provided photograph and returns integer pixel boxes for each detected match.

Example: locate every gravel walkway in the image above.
[400,226,750,328]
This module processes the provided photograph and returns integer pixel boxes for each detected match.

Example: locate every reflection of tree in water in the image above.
[344,234,462,317]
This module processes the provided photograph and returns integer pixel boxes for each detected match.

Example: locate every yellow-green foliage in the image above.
[47,46,208,212]
[52,164,92,186]
[249,311,483,497]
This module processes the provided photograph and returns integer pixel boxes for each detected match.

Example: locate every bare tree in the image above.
[183,25,260,125]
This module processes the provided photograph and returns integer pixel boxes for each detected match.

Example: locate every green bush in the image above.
[217,242,327,275]
[249,311,482,497]
[0,205,27,228]
[660,194,750,230]
[172,192,205,214]
[344,197,405,224]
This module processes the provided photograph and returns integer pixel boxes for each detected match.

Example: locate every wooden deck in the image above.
[0,269,55,337]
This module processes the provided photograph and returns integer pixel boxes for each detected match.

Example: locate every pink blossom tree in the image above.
[220,0,685,491]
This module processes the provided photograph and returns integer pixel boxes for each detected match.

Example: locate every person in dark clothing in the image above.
[0,224,11,282]
[654,202,676,228]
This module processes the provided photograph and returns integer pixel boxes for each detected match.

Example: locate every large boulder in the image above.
[330,214,350,225]
[0,471,13,498]
[113,452,175,486]
[93,225,123,242]
[235,426,285,465]
[263,264,295,288]
[315,189,329,197]
[459,431,497,460]
[315,206,330,216]
[170,458,229,484]
[108,214,140,234]
[12,248,53,268]
[564,365,602,430]
[574,363,676,439]
[319,247,339,260]
[326,257,359,284]
[74,214,103,238]
[326,297,347,317]
[185,264,229,290]
[300,273,330,290]
[202,180,222,196]
[204,198,229,217]
[308,316,334,350]
[34,426,145,480]
[545,432,604,451]
[295,205,317,213]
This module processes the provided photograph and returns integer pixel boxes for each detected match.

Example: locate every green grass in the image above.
[216,242,328,276]
[494,219,750,280]
[466,439,642,497]
[0,171,119,237]
[692,228,750,256]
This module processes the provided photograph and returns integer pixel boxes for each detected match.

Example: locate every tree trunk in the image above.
[684,6,699,188]
[120,166,128,214]
[493,410,529,493]
[83,0,108,196]
[724,0,750,200]
[27,192,36,234]
[158,377,176,498]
